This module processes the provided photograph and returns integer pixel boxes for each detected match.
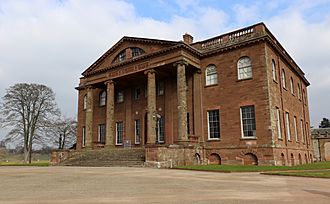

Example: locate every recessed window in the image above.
[276,107,282,139]
[241,106,256,138]
[297,83,301,99]
[281,69,286,88]
[134,87,141,100]
[131,47,145,57]
[285,112,291,141]
[238,57,252,80]
[82,127,86,147]
[116,122,124,145]
[205,65,218,85]
[207,110,220,139]
[99,91,106,106]
[156,115,165,143]
[300,119,305,143]
[117,90,124,103]
[98,124,106,144]
[135,119,141,144]
[83,94,87,110]
[293,116,298,142]
[157,81,164,96]
[290,77,294,94]
[272,60,276,81]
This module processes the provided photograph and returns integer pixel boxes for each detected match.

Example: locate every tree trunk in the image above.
[24,148,29,163]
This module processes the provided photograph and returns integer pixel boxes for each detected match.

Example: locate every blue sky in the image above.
[0,0,330,141]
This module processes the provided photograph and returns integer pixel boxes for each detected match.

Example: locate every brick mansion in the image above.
[75,23,313,167]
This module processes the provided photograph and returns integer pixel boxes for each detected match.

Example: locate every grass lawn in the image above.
[0,160,49,166]
[176,161,330,173]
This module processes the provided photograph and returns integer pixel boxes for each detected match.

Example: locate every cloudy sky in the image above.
[0,0,329,132]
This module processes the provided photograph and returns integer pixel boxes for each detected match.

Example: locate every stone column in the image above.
[144,69,156,144]
[175,60,188,142]
[85,85,94,148]
[105,80,115,147]
[193,70,203,139]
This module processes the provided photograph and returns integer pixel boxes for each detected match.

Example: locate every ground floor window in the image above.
[82,127,86,147]
[116,122,123,145]
[240,106,256,138]
[98,124,106,144]
[135,119,141,144]
[207,110,220,139]
[156,115,165,143]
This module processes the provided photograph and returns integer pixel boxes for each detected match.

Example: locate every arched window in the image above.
[302,89,306,104]
[99,91,106,106]
[131,47,145,57]
[290,77,294,94]
[205,65,218,85]
[272,60,276,81]
[297,83,301,99]
[113,50,126,63]
[238,57,252,80]
[281,69,286,88]
[83,94,87,110]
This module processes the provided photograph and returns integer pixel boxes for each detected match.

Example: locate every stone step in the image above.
[60,148,145,167]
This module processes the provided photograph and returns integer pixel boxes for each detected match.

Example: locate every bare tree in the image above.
[0,83,60,163]
[52,117,77,150]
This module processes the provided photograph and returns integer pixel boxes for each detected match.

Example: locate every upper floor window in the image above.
[205,65,218,85]
[290,77,294,94]
[134,87,141,100]
[117,90,124,103]
[157,81,164,96]
[83,94,87,110]
[281,69,286,88]
[131,47,145,57]
[272,60,276,81]
[113,50,126,63]
[99,91,106,106]
[240,105,256,138]
[238,57,252,80]
[297,83,301,99]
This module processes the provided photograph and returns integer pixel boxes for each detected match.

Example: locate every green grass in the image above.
[176,161,330,172]
[0,160,49,166]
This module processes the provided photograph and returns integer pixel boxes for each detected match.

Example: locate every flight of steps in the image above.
[60,148,145,167]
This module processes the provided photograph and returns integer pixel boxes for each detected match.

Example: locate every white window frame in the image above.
[240,106,256,138]
[99,91,106,106]
[205,65,218,86]
[285,112,291,141]
[117,90,124,103]
[156,115,165,143]
[83,95,87,110]
[293,116,298,142]
[98,124,106,143]
[272,60,276,81]
[237,57,252,80]
[134,119,141,144]
[207,110,220,140]
[82,127,86,147]
[300,119,305,143]
[276,108,282,139]
[281,70,286,88]
[116,122,123,145]
[290,77,294,94]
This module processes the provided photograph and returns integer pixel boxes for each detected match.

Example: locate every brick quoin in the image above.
[74,23,312,167]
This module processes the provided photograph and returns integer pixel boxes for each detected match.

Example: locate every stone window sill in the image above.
[237,77,253,82]
[205,84,218,88]
[240,137,257,140]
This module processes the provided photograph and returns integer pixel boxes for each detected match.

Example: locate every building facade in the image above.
[76,23,313,167]
[312,128,330,162]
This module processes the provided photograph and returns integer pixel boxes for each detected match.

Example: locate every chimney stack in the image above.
[183,33,193,44]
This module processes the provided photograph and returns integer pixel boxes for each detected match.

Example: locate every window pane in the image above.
[116,122,123,144]
[208,110,220,139]
[241,106,256,137]
[135,120,141,144]
[238,57,252,80]
[206,65,218,85]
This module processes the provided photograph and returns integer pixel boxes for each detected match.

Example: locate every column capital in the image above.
[173,59,188,68]
[104,80,114,86]
[144,69,156,75]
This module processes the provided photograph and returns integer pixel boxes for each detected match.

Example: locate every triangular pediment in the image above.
[82,36,180,76]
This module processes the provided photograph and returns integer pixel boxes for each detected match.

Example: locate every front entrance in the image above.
[156,114,164,144]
